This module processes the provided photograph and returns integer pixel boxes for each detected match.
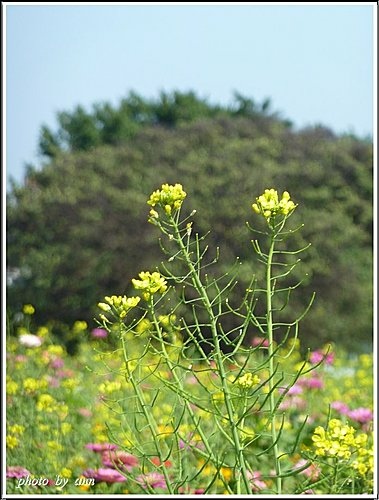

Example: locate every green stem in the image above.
[266,232,282,494]
[147,298,222,484]
[121,336,174,494]
[170,217,252,494]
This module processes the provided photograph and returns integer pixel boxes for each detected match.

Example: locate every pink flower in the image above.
[150,457,172,468]
[50,357,64,369]
[47,376,60,388]
[84,468,126,483]
[279,384,303,396]
[78,408,92,418]
[137,472,167,489]
[15,355,28,363]
[300,376,323,389]
[85,442,118,452]
[331,401,350,415]
[6,466,31,479]
[55,369,74,379]
[91,328,108,339]
[279,396,306,411]
[178,486,205,494]
[294,459,320,481]
[251,336,269,348]
[102,450,139,471]
[246,471,267,492]
[309,350,334,365]
[347,407,373,424]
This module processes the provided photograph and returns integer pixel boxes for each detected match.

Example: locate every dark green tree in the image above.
[8,96,372,353]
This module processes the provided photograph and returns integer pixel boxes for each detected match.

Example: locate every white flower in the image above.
[19,334,43,348]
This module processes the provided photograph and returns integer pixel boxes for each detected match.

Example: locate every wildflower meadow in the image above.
[6,185,374,496]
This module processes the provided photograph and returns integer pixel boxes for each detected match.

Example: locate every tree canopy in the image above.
[7,91,373,353]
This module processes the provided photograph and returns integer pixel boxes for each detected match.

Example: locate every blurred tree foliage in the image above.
[7,91,372,352]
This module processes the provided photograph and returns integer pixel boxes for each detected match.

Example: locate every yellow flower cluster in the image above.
[135,318,153,335]
[236,373,261,389]
[23,377,48,394]
[8,424,25,435]
[99,380,122,394]
[6,435,19,449]
[132,271,168,301]
[312,419,370,465]
[6,376,19,395]
[6,423,25,450]
[252,189,296,221]
[147,183,187,218]
[98,295,141,319]
[36,394,59,413]
[22,303,35,315]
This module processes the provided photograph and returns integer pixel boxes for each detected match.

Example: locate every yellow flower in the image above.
[61,423,72,435]
[6,378,19,395]
[135,318,153,334]
[99,295,141,318]
[58,404,69,420]
[220,467,233,481]
[212,391,225,404]
[69,456,87,468]
[37,326,49,338]
[8,424,25,435]
[76,476,92,491]
[38,424,50,432]
[7,435,19,449]
[252,189,296,221]
[157,424,174,438]
[99,380,122,394]
[132,271,168,301]
[73,320,87,332]
[23,304,35,315]
[47,345,65,357]
[62,378,77,390]
[60,468,72,479]
[36,394,57,412]
[23,377,48,393]
[311,419,371,463]
[147,183,187,215]
[47,440,64,452]
[98,302,111,312]
[236,373,261,389]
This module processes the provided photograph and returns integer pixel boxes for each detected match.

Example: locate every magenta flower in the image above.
[300,376,323,389]
[137,472,167,489]
[6,466,31,479]
[309,350,334,365]
[84,468,126,483]
[50,357,64,369]
[85,442,118,452]
[91,328,108,339]
[101,450,139,471]
[279,384,303,396]
[347,407,373,424]
[251,336,269,348]
[331,401,350,415]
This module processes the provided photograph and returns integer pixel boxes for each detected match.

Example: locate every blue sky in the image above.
[5,3,375,186]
